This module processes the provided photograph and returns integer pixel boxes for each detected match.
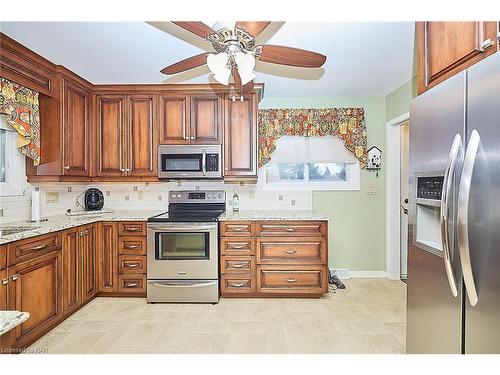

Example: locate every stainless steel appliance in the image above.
[158,145,222,179]
[407,52,500,353]
[147,190,225,303]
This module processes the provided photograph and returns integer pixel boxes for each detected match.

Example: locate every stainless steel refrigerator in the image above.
[407,52,500,354]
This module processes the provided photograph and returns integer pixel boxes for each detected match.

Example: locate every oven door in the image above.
[147,222,218,279]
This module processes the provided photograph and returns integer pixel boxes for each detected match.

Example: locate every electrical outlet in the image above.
[125,195,130,201]
[279,195,284,201]
[133,186,138,191]
[367,186,377,195]
[46,192,59,203]
[291,200,296,206]
[138,191,144,200]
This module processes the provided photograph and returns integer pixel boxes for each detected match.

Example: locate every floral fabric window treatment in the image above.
[258,108,368,168]
[0,78,41,165]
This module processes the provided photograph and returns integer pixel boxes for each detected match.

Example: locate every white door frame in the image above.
[386,112,409,280]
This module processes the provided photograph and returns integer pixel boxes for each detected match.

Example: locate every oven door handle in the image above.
[149,281,217,288]
[147,225,216,232]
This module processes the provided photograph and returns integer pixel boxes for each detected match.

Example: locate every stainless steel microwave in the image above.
[158,145,222,179]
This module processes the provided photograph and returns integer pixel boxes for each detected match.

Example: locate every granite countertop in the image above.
[218,210,329,221]
[0,210,163,245]
[0,311,30,336]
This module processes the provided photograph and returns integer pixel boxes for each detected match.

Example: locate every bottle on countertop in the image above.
[232,190,240,212]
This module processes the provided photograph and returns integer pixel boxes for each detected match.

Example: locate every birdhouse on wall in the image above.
[367,146,382,170]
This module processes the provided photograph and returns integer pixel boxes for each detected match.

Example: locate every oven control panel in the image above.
[168,190,225,203]
[416,176,444,201]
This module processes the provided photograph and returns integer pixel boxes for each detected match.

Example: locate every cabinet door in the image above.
[8,251,62,347]
[98,222,118,293]
[190,95,222,144]
[62,227,81,314]
[417,22,497,93]
[81,224,97,302]
[223,94,257,178]
[0,268,7,310]
[159,94,190,144]
[62,81,90,176]
[96,95,127,177]
[127,95,157,176]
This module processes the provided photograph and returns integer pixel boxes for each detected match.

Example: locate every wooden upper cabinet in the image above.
[190,95,222,144]
[417,21,498,93]
[96,95,127,177]
[223,93,258,179]
[127,95,157,176]
[63,80,90,176]
[159,94,190,144]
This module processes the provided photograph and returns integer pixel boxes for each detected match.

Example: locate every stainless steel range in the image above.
[147,190,225,303]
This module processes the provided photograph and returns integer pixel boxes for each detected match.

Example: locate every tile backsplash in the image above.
[0,181,312,224]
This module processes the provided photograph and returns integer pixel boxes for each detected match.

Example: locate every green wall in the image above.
[385,77,418,121]
[260,96,387,271]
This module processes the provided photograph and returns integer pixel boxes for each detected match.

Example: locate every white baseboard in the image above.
[331,269,388,279]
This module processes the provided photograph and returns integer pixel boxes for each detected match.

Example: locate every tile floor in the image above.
[27,278,406,354]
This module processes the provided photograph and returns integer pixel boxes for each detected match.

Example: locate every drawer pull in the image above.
[11,274,19,281]
[124,282,140,288]
[228,244,246,249]
[31,243,48,251]
[124,244,140,249]
[230,263,247,268]
[230,227,245,232]
[284,249,297,254]
[125,263,140,268]
[125,227,140,232]
[284,227,296,232]
[285,278,297,283]
[229,282,246,288]
[1,278,8,285]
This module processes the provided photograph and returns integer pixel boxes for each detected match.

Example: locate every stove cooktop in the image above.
[147,210,225,223]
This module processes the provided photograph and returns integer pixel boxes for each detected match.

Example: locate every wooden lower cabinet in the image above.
[118,274,146,294]
[98,222,118,293]
[220,220,329,298]
[8,251,63,348]
[81,224,98,302]
[0,268,7,310]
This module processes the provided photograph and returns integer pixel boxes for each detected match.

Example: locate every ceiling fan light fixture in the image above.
[235,51,256,85]
[207,52,231,85]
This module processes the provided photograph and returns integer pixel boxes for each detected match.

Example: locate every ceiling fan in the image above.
[160,21,327,95]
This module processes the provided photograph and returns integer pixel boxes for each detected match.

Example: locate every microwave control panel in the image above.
[416,176,444,200]
[206,154,219,172]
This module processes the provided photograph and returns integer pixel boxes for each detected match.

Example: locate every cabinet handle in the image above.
[64,165,70,170]
[230,263,247,268]
[124,282,140,288]
[124,244,140,249]
[285,278,297,283]
[1,278,8,285]
[228,282,245,288]
[80,231,85,237]
[284,249,297,254]
[31,243,47,251]
[120,168,126,172]
[11,274,19,281]
[85,230,88,235]
[481,38,493,50]
[190,136,195,140]
[230,227,245,232]
[284,227,296,232]
[228,244,246,249]
[125,227,140,232]
[125,263,140,268]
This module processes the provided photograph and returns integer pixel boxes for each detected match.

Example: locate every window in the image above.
[258,136,360,191]
[0,116,26,197]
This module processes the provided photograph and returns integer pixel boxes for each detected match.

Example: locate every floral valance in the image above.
[0,77,41,165]
[258,108,368,168]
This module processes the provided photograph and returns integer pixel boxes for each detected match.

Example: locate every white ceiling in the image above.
[0,22,415,97]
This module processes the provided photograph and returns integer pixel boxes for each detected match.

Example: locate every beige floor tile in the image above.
[228,334,267,354]
[46,332,106,354]
[267,334,287,354]
[115,321,164,346]
[155,333,213,353]
[210,333,230,353]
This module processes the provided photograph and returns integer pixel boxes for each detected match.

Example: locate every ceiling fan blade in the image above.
[235,21,271,38]
[259,45,326,68]
[160,53,208,75]
[172,21,216,39]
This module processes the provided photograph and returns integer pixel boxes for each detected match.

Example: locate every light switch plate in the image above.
[46,192,59,203]
[367,186,377,195]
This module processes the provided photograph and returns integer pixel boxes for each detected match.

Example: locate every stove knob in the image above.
[171,193,176,198]
[176,194,182,199]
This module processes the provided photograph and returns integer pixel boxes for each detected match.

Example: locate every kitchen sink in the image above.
[0,226,41,236]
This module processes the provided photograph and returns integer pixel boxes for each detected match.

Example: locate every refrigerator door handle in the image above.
[440,133,461,297]
[458,129,480,307]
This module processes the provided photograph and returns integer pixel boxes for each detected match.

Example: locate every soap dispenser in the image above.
[232,190,240,212]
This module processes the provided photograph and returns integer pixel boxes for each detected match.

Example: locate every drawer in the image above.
[255,221,327,237]
[220,221,254,237]
[118,274,146,293]
[118,255,147,274]
[118,237,147,255]
[0,245,6,270]
[257,265,328,294]
[7,232,62,266]
[220,237,255,256]
[256,237,326,264]
[220,274,256,294]
[118,222,146,237]
[221,256,255,273]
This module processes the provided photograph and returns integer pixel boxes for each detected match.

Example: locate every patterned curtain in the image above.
[258,108,368,168]
[0,78,41,165]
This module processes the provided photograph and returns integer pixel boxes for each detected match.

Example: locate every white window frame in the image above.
[258,161,360,191]
[0,126,26,197]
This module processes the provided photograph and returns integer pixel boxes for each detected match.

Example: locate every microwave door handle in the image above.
[458,129,480,307]
[202,149,207,176]
[440,133,461,298]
